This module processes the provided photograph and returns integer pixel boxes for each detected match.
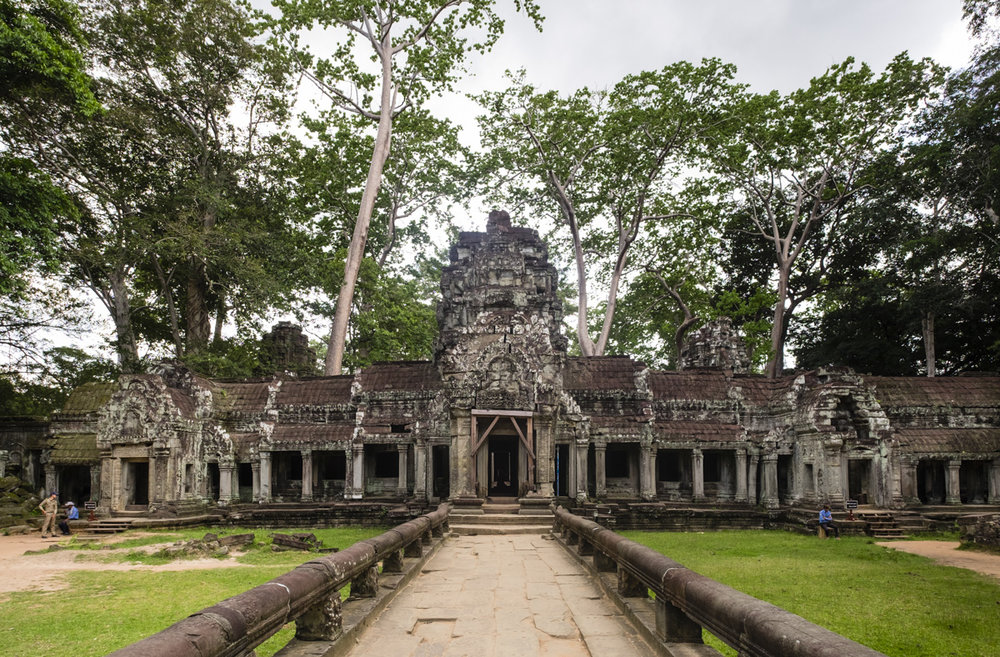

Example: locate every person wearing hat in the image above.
[38,492,58,538]
[58,501,79,536]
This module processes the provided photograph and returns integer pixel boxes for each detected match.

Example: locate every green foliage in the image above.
[624,530,1000,657]
[0,347,117,416]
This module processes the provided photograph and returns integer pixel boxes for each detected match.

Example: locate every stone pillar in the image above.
[900,457,920,505]
[99,454,115,512]
[735,450,748,503]
[301,450,313,502]
[639,445,655,501]
[259,452,272,503]
[534,414,555,498]
[691,449,705,502]
[251,461,261,502]
[425,443,436,501]
[453,411,474,498]
[219,464,234,504]
[396,445,409,498]
[44,464,57,496]
[761,453,779,509]
[988,458,1000,504]
[575,437,589,503]
[351,444,364,499]
[594,444,607,498]
[414,441,428,501]
[0,451,7,478]
[946,459,962,505]
[747,453,759,505]
[343,447,353,500]
[88,465,101,505]
[152,448,170,504]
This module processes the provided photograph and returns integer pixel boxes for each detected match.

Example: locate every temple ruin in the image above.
[2,211,999,519]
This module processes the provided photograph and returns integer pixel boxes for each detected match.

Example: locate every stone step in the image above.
[451,513,552,525]
[482,504,520,514]
[449,523,551,536]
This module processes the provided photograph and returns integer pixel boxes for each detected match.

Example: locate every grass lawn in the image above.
[621,530,1000,657]
[0,526,385,657]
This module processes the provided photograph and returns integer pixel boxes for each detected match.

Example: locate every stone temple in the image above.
[3,211,1000,522]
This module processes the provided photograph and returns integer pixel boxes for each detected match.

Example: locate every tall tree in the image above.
[709,55,939,377]
[476,60,740,356]
[275,0,542,375]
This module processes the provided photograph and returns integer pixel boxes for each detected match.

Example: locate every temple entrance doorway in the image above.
[472,410,534,499]
[848,459,872,504]
[124,460,149,507]
[488,435,518,497]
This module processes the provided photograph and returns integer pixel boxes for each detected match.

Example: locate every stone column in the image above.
[259,452,272,503]
[534,414,555,498]
[761,453,779,509]
[251,461,261,502]
[640,445,656,500]
[594,444,607,498]
[219,464,234,504]
[691,449,705,502]
[89,465,101,505]
[301,450,313,502]
[414,441,428,501]
[152,448,170,504]
[99,454,115,512]
[747,453,759,504]
[900,457,920,505]
[396,445,409,498]
[351,444,365,499]
[575,437,589,503]
[988,458,1000,504]
[0,451,7,478]
[945,459,962,505]
[343,447,354,499]
[44,464,57,497]
[735,450,748,503]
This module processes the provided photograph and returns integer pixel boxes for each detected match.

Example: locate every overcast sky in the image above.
[415,0,975,229]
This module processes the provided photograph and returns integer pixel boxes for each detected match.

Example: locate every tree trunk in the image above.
[185,256,211,353]
[108,271,141,374]
[213,293,226,345]
[922,310,936,377]
[766,264,791,378]
[325,41,394,375]
[151,255,183,358]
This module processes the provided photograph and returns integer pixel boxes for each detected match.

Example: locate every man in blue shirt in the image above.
[819,505,840,539]
[58,501,79,535]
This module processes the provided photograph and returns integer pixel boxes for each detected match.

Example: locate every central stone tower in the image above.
[434,210,568,499]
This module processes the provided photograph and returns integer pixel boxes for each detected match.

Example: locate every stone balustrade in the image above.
[553,505,887,657]
[108,504,451,657]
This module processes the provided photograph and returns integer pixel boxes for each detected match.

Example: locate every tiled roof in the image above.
[59,383,115,415]
[277,377,353,406]
[216,382,271,412]
[49,433,99,464]
[167,388,196,418]
[895,427,1000,454]
[865,376,1000,407]
[564,357,643,391]
[271,423,354,445]
[358,362,442,392]
[588,415,648,434]
[655,421,744,442]
[648,371,730,401]
[229,433,259,459]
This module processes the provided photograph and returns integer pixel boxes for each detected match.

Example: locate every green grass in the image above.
[621,530,1000,657]
[0,526,385,657]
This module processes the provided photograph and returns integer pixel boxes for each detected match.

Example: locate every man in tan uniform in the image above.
[38,492,58,538]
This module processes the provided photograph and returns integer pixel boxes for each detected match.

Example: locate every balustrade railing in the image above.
[553,505,887,657]
[108,503,450,657]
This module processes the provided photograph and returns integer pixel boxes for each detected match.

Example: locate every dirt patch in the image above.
[0,533,248,600]
[876,540,1000,580]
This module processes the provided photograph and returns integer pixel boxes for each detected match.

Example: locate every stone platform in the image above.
[338,533,659,657]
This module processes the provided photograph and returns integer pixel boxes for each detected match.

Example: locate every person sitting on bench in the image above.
[819,505,840,539]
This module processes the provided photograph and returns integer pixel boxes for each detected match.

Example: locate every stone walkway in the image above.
[342,534,658,657]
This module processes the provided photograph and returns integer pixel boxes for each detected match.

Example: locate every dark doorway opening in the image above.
[848,459,872,504]
[917,460,946,504]
[960,460,989,504]
[238,463,253,502]
[432,445,450,499]
[555,444,569,497]
[488,435,518,497]
[59,465,91,506]
[273,451,303,500]
[207,463,220,500]
[777,454,792,503]
[127,461,149,506]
